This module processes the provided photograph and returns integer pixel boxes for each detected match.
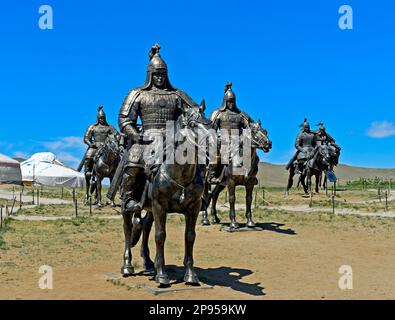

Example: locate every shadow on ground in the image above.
[257,222,297,235]
[217,222,296,235]
[142,265,266,296]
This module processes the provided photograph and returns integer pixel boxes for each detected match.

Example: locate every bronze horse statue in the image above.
[120,103,214,286]
[287,144,340,195]
[201,120,272,228]
[87,134,122,207]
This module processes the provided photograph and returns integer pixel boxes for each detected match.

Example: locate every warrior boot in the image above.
[122,167,144,216]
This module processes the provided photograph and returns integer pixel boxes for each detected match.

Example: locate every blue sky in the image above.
[0,0,394,168]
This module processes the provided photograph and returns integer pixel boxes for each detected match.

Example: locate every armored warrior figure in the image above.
[286,118,318,173]
[207,82,251,184]
[118,44,199,217]
[313,122,340,149]
[81,106,119,181]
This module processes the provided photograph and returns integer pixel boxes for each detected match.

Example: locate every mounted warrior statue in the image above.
[285,118,318,195]
[110,44,211,285]
[312,122,341,189]
[202,83,272,228]
[206,82,251,185]
[286,119,341,195]
[78,106,120,206]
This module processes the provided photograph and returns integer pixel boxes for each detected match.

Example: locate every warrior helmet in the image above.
[223,82,236,103]
[219,82,239,112]
[148,44,167,72]
[96,105,108,124]
[316,121,326,132]
[300,118,310,131]
[142,43,174,90]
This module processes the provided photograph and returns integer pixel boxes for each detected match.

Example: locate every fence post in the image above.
[32,188,35,205]
[19,192,22,210]
[332,194,335,215]
[1,207,3,229]
[378,186,382,202]
[37,189,40,206]
[75,197,78,217]
[385,191,388,212]
[72,188,76,203]
[61,187,64,199]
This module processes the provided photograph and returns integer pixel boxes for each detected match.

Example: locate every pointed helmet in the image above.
[142,43,175,90]
[219,82,239,111]
[300,118,310,131]
[96,105,108,125]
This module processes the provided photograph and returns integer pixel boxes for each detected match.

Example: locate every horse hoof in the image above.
[184,273,199,285]
[211,217,221,224]
[246,220,256,228]
[121,265,135,277]
[155,274,170,286]
[230,222,239,229]
[201,218,211,226]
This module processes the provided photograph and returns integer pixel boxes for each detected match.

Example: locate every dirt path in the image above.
[9,215,121,221]
[1,215,395,300]
[215,203,395,218]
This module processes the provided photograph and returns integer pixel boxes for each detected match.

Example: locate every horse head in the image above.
[316,144,331,167]
[177,100,215,150]
[102,133,121,158]
[249,119,272,153]
[328,144,341,166]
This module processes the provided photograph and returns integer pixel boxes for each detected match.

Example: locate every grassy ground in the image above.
[1,208,395,299]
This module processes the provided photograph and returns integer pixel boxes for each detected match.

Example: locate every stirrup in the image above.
[124,199,142,214]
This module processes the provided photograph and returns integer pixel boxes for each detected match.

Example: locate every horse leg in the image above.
[228,182,238,229]
[183,203,200,285]
[109,177,116,207]
[315,173,320,193]
[285,167,295,196]
[140,211,155,271]
[210,184,225,224]
[97,175,104,207]
[245,183,256,228]
[300,173,308,194]
[307,171,313,196]
[153,201,170,286]
[120,212,134,276]
[85,174,90,206]
[201,182,211,226]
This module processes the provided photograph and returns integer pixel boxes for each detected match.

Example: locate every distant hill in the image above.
[257,162,395,187]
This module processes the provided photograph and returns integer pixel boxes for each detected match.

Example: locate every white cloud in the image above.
[13,151,30,160]
[57,152,81,167]
[42,136,85,151]
[366,121,395,138]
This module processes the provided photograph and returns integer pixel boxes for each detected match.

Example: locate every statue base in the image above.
[104,271,213,296]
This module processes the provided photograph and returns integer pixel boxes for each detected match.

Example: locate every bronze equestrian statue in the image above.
[112,44,213,286]
[286,119,340,195]
[202,83,272,228]
[91,133,122,207]
[78,106,120,206]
